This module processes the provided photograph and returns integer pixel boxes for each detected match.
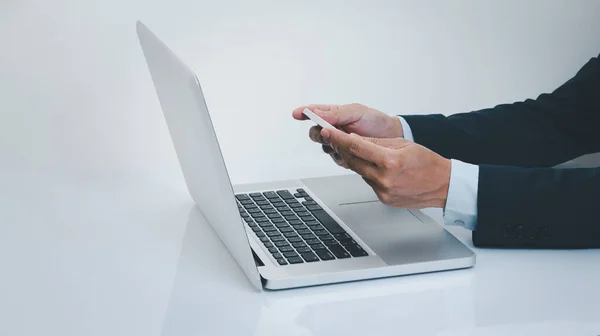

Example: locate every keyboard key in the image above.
[273,253,283,259]
[258,221,272,227]
[287,257,304,264]
[251,227,261,232]
[264,242,274,248]
[271,218,285,223]
[256,217,269,223]
[241,212,250,218]
[292,224,307,230]
[311,243,326,250]
[315,249,335,260]
[302,201,317,206]
[275,205,290,211]
[339,239,358,247]
[297,229,311,235]
[349,248,368,257]
[243,217,253,223]
[305,239,321,245]
[314,230,329,236]
[268,213,281,219]
[271,201,285,207]
[304,220,319,226]
[275,222,289,228]
[306,205,323,211]
[289,220,303,225]
[271,236,286,242]
[249,193,262,198]
[266,231,280,237]
[240,199,254,205]
[320,235,335,243]
[262,226,277,232]
[276,190,295,200]
[296,211,310,217]
[260,237,270,243]
[283,251,299,258]
[296,247,312,253]
[300,252,319,262]
[280,227,294,233]
[256,200,269,206]
[268,247,278,254]
[304,197,314,202]
[263,209,277,214]
[251,213,265,219]
[334,233,352,240]
[259,204,273,210]
[248,208,261,213]
[275,241,289,247]
[247,222,257,228]
[292,242,307,248]
[300,215,315,221]
[236,194,250,201]
[263,191,279,199]
[285,215,299,221]
[324,239,338,247]
[288,237,303,243]
[283,232,298,238]
[280,211,294,216]
[288,201,302,207]
[311,210,345,234]
[328,245,351,259]
[300,233,316,240]
[296,188,306,193]
[256,232,266,238]
[276,258,288,265]
[293,193,303,198]
[279,246,294,252]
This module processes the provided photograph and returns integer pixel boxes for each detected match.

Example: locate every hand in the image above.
[322,128,451,209]
[292,104,403,167]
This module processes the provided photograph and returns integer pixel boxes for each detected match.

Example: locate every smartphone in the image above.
[302,108,335,129]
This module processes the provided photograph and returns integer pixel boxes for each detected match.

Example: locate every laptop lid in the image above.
[136,21,262,290]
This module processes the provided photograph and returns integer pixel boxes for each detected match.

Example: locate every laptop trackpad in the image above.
[337,202,451,264]
[302,174,455,264]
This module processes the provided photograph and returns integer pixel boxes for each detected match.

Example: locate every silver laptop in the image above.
[136,21,475,290]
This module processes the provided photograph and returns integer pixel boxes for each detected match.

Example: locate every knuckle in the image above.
[382,153,402,169]
[348,140,360,154]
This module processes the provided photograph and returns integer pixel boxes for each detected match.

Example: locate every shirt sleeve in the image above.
[443,159,479,230]
[397,116,479,230]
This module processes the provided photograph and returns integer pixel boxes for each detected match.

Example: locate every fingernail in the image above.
[321,129,331,144]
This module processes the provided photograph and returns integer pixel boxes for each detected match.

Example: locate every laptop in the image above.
[136,21,475,290]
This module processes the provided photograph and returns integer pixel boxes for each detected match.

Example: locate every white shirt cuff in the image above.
[443,159,479,230]
[397,116,414,142]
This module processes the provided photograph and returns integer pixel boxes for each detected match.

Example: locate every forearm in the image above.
[473,165,600,249]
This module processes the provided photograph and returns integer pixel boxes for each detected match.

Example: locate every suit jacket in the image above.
[403,53,600,249]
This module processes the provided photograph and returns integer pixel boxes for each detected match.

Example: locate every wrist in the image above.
[386,115,404,138]
[433,158,451,208]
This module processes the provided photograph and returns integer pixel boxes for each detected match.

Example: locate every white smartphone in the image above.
[302,108,335,129]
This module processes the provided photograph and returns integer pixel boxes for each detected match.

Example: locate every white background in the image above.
[2,2,600,336]
[2,0,600,189]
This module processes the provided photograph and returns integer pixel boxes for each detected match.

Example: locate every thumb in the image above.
[314,104,364,127]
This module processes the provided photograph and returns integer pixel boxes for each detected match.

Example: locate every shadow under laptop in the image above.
[159,205,479,336]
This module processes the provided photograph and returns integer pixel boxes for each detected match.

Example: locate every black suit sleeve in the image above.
[401,54,600,248]
[402,54,600,167]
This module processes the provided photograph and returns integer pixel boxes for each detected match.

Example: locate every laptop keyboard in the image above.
[236,188,368,265]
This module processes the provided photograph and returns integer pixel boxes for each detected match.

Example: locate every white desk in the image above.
[2,1,600,335]
[1,169,599,336]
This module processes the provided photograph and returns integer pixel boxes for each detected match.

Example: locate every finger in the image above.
[362,137,410,149]
[292,104,333,120]
[338,150,380,182]
[322,144,335,154]
[331,153,348,168]
[309,126,324,144]
[323,128,387,165]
